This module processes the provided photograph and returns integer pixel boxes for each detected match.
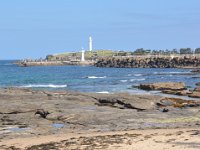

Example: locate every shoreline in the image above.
[0,87,200,149]
[1,128,200,150]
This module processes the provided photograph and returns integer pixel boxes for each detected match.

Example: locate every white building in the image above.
[81,48,85,61]
[89,36,92,51]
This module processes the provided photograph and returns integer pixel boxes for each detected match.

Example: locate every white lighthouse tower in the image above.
[89,36,92,51]
[81,48,85,61]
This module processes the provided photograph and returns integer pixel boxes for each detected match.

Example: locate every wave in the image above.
[96,91,110,94]
[128,74,143,77]
[130,78,146,82]
[86,76,106,79]
[133,74,142,76]
[153,71,189,75]
[20,84,67,88]
[120,80,128,83]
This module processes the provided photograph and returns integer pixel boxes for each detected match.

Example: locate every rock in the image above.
[157,97,200,108]
[196,82,200,86]
[188,92,200,98]
[35,109,50,119]
[160,108,169,112]
[94,97,146,111]
[194,87,200,92]
[138,82,186,91]
[162,90,192,96]
[95,57,200,68]
[191,69,200,73]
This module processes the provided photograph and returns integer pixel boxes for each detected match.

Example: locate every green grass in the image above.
[53,50,115,58]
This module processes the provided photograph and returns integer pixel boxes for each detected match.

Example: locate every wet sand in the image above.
[1,128,200,150]
[0,88,200,149]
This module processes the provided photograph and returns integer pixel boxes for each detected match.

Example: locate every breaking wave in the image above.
[96,91,110,94]
[120,80,128,83]
[20,84,67,88]
[130,78,146,82]
[87,76,106,79]
[133,74,142,76]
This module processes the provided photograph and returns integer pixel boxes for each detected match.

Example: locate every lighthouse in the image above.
[89,36,92,51]
[81,48,85,61]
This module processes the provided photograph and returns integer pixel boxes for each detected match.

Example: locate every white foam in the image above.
[168,72,187,74]
[133,74,142,76]
[130,78,146,82]
[154,71,189,75]
[87,76,106,79]
[20,84,67,88]
[120,80,128,83]
[96,91,110,94]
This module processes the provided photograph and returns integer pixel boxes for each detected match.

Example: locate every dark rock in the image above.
[160,108,169,112]
[35,109,50,119]
[195,82,200,86]
[95,57,200,68]
[191,69,200,73]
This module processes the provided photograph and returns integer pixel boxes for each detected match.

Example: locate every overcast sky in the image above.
[0,0,200,59]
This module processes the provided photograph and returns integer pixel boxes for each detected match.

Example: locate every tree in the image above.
[134,48,151,55]
[195,48,200,54]
[180,48,192,54]
[171,49,179,54]
[46,55,54,61]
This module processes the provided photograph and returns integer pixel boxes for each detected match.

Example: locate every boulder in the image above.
[138,82,186,91]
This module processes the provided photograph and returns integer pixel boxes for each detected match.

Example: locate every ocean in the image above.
[0,60,199,95]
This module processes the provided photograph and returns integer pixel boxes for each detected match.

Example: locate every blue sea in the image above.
[0,60,199,95]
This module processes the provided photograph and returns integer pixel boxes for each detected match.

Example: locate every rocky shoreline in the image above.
[95,56,200,68]
[0,87,200,149]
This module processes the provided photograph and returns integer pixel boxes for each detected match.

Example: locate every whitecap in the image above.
[154,71,189,75]
[130,78,146,82]
[133,74,142,76]
[153,72,158,74]
[20,84,67,88]
[120,80,128,83]
[96,91,110,94]
[87,76,106,79]
[168,72,188,74]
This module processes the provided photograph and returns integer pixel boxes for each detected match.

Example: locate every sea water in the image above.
[0,60,199,94]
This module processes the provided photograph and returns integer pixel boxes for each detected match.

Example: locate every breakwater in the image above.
[16,60,94,67]
[95,55,200,68]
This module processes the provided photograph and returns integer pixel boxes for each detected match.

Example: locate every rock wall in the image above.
[16,60,94,67]
[95,56,200,68]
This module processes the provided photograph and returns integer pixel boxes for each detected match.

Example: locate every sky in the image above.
[0,0,200,59]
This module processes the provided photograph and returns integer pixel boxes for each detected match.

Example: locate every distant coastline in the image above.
[15,53,200,68]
